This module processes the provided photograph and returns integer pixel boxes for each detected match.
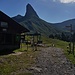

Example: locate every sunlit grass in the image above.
[0,36,75,75]
[42,36,75,64]
[0,43,37,75]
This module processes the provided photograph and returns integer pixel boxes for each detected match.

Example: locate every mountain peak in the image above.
[25,3,39,19]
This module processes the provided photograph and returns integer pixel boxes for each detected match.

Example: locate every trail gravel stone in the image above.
[30,47,75,75]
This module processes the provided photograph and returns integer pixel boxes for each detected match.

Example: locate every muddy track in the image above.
[30,47,75,75]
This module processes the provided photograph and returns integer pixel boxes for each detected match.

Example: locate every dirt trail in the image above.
[30,47,75,75]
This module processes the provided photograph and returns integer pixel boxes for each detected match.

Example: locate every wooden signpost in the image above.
[66,24,75,55]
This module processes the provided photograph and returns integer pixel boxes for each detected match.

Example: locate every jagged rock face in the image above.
[25,4,39,19]
[12,4,62,36]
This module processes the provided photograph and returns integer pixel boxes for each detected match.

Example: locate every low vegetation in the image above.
[42,36,75,64]
[0,43,37,75]
[0,36,75,75]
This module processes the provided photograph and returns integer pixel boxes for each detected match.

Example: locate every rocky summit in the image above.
[25,3,39,19]
[12,4,62,36]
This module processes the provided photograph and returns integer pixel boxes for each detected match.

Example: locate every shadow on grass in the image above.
[0,49,14,56]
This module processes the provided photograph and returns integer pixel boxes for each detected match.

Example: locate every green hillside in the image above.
[54,19,75,31]
[12,4,62,36]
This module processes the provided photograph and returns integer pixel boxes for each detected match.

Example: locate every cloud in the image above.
[55,0,75,3]
[41,0,75,3]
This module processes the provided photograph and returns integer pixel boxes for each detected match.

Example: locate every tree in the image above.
[61,33,67,41]
[55,34,61,39]
[49,34,54,39]
[72,33,75,42]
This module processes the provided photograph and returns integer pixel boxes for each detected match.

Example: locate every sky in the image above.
[0,0,75,23]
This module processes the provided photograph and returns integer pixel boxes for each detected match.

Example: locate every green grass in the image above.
[0,44,37,75]
[14,43,34,52]
[0,36,75,75]
[42,36,75,64]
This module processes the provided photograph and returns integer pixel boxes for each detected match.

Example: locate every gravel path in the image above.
[30,47,75,75]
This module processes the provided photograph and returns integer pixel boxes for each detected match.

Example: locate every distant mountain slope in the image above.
[12,15,23,22]
[54,19,75,32]
[12,4,61,36]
